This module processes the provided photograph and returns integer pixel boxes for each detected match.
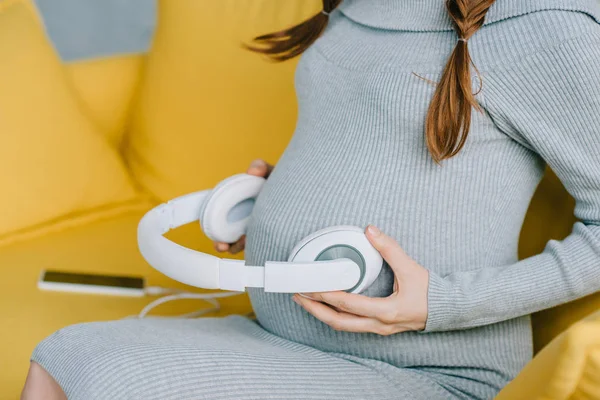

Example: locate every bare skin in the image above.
[213,159,274,255]
[21,361,66,400]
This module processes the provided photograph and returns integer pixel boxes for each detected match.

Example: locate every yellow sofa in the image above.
[1,1,598,398]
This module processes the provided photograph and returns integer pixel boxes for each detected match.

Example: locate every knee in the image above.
[21,361,66,400]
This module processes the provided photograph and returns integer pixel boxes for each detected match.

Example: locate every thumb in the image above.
[365,225,408,275]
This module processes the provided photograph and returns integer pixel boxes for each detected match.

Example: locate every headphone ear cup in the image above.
[288,226,383,294]
[196,191,213,231]
[200,174,266,243]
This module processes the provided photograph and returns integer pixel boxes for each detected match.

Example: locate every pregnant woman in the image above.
[22,0,600,399]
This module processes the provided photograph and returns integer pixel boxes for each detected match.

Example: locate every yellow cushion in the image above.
[496,310,600,400]
[65,55,146,148]
[520,168,600,352]
[126,0,321,200]
[0,0,139,241]
[0,206,251,398]
[532,291,600,356]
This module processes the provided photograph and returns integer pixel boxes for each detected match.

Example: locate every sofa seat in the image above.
[2,203,600,399]
[0,205,252,397]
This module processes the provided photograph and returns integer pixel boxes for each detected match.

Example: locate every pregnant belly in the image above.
[242,166,530,383]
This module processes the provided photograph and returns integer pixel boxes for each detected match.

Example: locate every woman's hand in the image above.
[213,159,273,254]
[292,225,430,335]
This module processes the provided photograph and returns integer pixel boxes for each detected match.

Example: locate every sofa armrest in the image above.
[496,310,600,400]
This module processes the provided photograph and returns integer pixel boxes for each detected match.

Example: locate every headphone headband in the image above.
[137,182,364,293]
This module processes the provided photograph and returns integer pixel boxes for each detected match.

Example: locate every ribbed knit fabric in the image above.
[31,1,600,399]
[32,316,452,399]
[245,0,600,393]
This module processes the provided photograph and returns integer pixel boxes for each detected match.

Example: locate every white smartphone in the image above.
[38,270,146,297]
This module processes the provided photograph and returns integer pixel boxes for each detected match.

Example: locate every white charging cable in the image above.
[125,287,246,319]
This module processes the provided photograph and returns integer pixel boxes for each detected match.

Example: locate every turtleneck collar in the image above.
[337,0,600,32]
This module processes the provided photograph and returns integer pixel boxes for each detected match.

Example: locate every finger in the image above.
[247,159,274,178]
[365,225,408,274]
[214,242,230,252]
[293,295,390,334]
[228,235,246,254]
[301,291,388,320]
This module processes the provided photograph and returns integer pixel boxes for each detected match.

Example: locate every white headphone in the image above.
[137,173,383,294]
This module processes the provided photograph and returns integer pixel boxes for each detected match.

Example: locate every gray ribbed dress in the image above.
[31,1,600,399]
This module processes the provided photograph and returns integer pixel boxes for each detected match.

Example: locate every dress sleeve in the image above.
[422,31,600,332]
